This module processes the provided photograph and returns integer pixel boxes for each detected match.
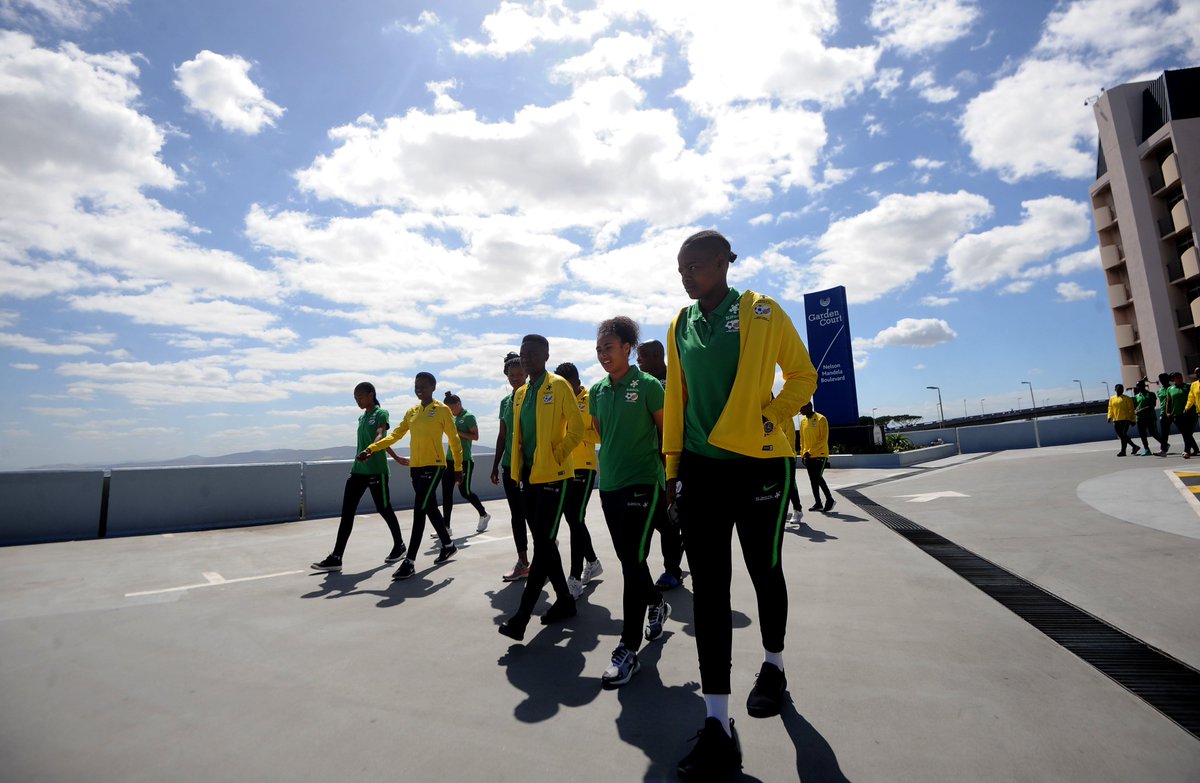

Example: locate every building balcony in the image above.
[1107,283,1130,308]
[1100,243,1124,269]
[1172,198,1191,234]
[1163,153,1180,188]
[1114,323,1139,348]
[1191,297,1200,330]
[1093,205,1116,229]
[1183,245,1200,280]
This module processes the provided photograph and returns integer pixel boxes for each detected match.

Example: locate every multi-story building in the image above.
[1089,66,1200,386]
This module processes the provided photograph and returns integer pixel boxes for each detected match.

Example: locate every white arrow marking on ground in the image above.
[895,491,970,503]
[125,570,305,598]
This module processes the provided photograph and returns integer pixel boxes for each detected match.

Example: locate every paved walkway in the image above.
[1,441,1198,782]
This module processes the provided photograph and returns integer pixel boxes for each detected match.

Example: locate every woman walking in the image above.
[490,352,532,581]
[589,316,672,688]
[555,361,603,599]
[1133,379,1158,457]
[311,382,407,572]
[663,230,817,780]
[440,391,492,532]
[360,372,463,580]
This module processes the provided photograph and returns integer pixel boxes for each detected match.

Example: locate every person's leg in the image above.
[601,488,654,652]
[441,459,456,527]
[806,458,823,507]
[565,470,597,580]
[1136,418,1151,451]
[365,473,405,556]
[1182,413,1200,456]
[422,467,452,546]
[332,474,371,557]
[814,457,834,508]
[655,496,685,582]
[786,462,802,519]
[458,459,489,516]
[508,478,572,627]
[502,466,528,555]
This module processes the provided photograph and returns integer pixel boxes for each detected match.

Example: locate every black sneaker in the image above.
[391,558,415,580]
[498,616,527,641]
[746,661,787,717]
[434,544,457,564]
[311,554,342,572]
[677,718,741,782]
[823,497,836,513]
[540,597,577,625]
[384,543,407,564]
[808,502,823,511]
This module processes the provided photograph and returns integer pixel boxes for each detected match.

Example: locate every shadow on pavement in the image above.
[786,520,840,542]
[299,565,390,599]
[780,697,852,782]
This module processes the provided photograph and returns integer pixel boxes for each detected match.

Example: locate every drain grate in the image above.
[841,487,1200,739]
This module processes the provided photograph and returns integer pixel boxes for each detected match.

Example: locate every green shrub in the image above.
[885,433,915,453]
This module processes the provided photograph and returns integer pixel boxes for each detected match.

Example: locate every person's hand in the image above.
[454,470,464,486]
[490,467,500,485]
[391,454,410,466]
[356,450,372,462]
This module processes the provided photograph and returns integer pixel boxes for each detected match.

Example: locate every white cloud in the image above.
[398,10,439,34]
[1054,248,1100,275]
[871,161,894,173]
[795,190,992,303]
[551,31,662,83]
[910,69,958,103]
[945,195,1091,291]
[66,286,295,343]
[911,157,945,170]
[0,0,127,30]
[920,295,957,306]
[860,317,958,348]
[10,362,38,370]
[870,0,980,54]
[749,213,774,226]
[174,50,284,134]
[426,79,462,113]
[1056,281,1096,301]
[1001,280,1035,294]
[873,67,903,97]
[961,0,1199,182]
[0,331,95,355]
[453,0,611,57]
[56,358,293,405]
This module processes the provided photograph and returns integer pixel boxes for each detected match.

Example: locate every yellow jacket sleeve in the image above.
[367,413,410,453]
[1187,381,1200,413]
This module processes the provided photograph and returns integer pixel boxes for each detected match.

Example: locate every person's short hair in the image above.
[1159,373,1171,384]
[443,390,461,405]
[597,316,639,346]
[639,339,664,358]
[520,334,549,350]
[415,371,436,386]
[503,351,521,373]
[354,381,376,397]
[554,362,579,384]
[681,229,737,263]
[1114,383,1124,392]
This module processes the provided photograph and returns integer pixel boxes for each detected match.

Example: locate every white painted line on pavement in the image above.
[125,569,306,598]
[894,490,970,503]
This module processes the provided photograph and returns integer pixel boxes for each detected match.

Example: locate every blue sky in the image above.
[1,0,1196,469]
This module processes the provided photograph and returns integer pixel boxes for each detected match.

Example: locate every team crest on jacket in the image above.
[724,319,740,332]
[542,393,553,404]
[625,391,639,402]
[753,303,772,317]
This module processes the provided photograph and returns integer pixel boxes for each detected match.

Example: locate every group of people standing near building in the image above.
[310,230,821,781]
[1108,369,1200,457]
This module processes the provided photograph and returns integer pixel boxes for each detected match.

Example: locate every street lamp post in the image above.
[1022,380,1041,447]
[980,398,985,415]
[1102,381,1110,398]
[1073,379,1085,402]
[926,386,944,425]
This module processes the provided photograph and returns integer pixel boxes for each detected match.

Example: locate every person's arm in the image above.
[443,409,464,483]
[553,379,585,463]
[491,419,506,484]
[762,305,818,426]
[1107,397,1115,422]
[387,447,409,466]
[362,418,408,459]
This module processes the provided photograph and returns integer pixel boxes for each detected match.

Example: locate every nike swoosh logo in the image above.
[762,483,779,492]
[633,492,648,499]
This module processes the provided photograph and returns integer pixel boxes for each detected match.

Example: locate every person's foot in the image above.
[1117,451,1126,456]
[434,544,457,564]
[809,502,823,512]
[567,576,583,599]
[311,554,342,572]
[1141,448,1152,456]
[580,558,604,583]
[645,599,671,641]
[540,597,577,625]
[746,661,788,718]
[823,497,836,513]
[476,512,491,533]
[498,615,527,641]
[391,558,415,580]
[384,543,407,564]
[655,572,681,590]
[1184,452,1191,460]
[601,644,640,688]
[677,718,741,782]
[501,559,530,582]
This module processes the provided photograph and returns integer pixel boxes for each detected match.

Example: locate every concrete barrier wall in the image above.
[0,470,104,545]
[1038,414,1119,447]
[301,461,415,519]
[106,463,303,537]
[958,420,1038,453]
[905,428,958,447]
[830,443,958,469]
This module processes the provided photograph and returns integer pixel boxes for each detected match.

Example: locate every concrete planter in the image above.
[828,443,958,469]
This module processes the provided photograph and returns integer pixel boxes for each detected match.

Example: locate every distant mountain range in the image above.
[37,446,495,470]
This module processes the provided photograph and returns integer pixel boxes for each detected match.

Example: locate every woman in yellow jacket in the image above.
[498,334,585,641]
[361,371,463,580]
[1106,383,1138,457]
[555,362,604,599]
[799,402,834,511]
[664,231,817,782]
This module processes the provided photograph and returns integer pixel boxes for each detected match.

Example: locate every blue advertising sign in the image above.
[802,286,859,426]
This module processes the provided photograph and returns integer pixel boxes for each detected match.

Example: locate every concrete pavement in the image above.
[1,441,1198,782]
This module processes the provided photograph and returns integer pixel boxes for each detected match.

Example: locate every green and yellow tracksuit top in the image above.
[800,412,830,458]
[367,399,463,468]
[569,387,598,472]
[512,371,585,484]
[663,289,818,480]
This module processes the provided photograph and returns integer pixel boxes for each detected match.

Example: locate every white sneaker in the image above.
[581,559,603,583]
[477,513,491,533]
[602,644,640,687]
[567,576,583,599]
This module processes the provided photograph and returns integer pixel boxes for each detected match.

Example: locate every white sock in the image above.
[703,694,731,734]
[765,650,784,670]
